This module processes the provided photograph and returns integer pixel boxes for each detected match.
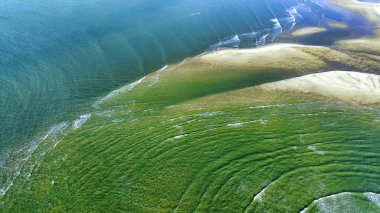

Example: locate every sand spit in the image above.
[259,71,380,106]
[196,43,325,67]
[174,42,379,76]
[99,37,380,105]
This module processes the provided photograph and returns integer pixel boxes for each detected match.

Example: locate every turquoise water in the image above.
[0,0,301,160]
[0,0,373,191]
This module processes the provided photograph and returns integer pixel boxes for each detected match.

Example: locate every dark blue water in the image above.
[0,0,373,192]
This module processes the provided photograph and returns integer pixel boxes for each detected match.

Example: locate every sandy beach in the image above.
[259,71,380,106]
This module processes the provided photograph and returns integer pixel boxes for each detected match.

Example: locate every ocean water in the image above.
[0,0,299,161]
[0,0,373,189]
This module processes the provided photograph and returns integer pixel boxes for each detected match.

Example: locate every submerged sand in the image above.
[291,27,327,36]
[330,0,380,54]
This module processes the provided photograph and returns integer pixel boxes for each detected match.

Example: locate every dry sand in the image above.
[291,27,327,36]
[259,71,380,105]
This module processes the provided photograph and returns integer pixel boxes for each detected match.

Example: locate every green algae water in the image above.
[1,0,380,211]
[2,71,380,211]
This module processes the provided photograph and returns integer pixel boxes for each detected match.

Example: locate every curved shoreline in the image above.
[2,37,380,200]
[1,0,380,208]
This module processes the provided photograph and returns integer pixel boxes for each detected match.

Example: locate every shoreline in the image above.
[2,0,380,201]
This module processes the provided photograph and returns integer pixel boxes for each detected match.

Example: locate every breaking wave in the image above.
[207,5,306,50]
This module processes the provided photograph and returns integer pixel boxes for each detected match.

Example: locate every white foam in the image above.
[364,192,380,208]
[173,134,187,140]
[246,181,274,208]
[73,113,91,130]
[258,119,268,125]
[307,145,324,155]
[0,121,69,196]
[173,124,182,129]
[112,118,124,123]
[189,12,201,16]
[242,182,274,213]
[208,34,241,50]
[227,123,243,127]
[376,5,380,16]
[168,116,186,122]
[301,113,317,116]
[253,187,266,202]
[99,77,146,103]
[300,192,372,213]
[315,192,351,213]
[196,111,222,117]
[146,65,167,87]
[249,104,288,109]
[0,181,13,196]
[95,110,114,117]
[41,122,69,141]
[52,139,63,149]
[174,124,184,135]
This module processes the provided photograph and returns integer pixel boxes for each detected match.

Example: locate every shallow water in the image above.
[0,0,376,194]
[0,0,302,159]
